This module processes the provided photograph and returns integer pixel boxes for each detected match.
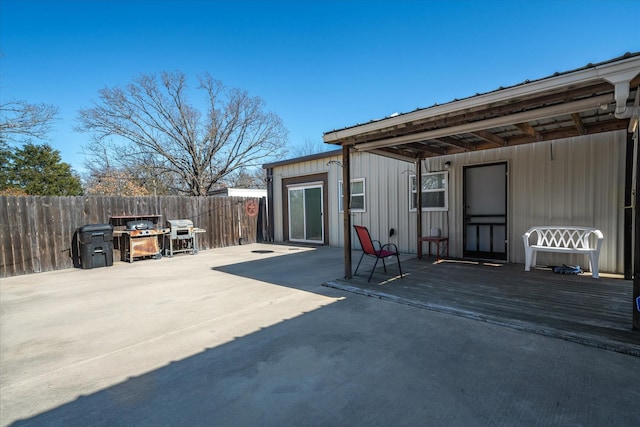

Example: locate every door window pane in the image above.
[288,185,323,243]
[289,189,304,240]
[305,187,323,241]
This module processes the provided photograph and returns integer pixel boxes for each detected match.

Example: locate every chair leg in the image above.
[368,258,379,282]
[381,256,387,272]
[354,252,366,276]
[396,253,403,279]
[589,253,600,279]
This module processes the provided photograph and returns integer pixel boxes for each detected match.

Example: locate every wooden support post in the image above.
[416,159,423,259]
[624,133,634,279]
[343,144,352,279]
[266,167,274,242]
[633,128,640,331]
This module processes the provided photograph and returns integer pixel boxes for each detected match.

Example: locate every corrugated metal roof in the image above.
[323,52,640,161]
[323,52,640,136]
[263,149,342,169]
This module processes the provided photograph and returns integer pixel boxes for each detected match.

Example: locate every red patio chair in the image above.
[353,225,403,282]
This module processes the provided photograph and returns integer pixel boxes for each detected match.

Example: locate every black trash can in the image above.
[79,224,114,269]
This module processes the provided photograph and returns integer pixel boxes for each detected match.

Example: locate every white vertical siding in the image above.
[427,130,625,273]
[271,130,627,274]
[507,131,626,273]
[271,152,415,250]
[271,154,341,242]
[337,153,415,252]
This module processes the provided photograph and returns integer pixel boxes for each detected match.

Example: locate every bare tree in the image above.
[84,169,152,196]
[76,71,288,196]
[0,100,58,143]
[81,139,174,195]
[222,167,266,189]
[290,137,335,158]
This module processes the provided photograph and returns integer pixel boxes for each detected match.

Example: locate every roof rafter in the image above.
[432,136,476,151]
[506,118,627,146]
[355,93,614,151]
[514,122,543,140]
[571,113,587,135]
[403,141,447,156]
[470,130,506,147]
[368,148,417,163]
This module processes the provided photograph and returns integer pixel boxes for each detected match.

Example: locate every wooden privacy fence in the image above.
[0,195,267,278]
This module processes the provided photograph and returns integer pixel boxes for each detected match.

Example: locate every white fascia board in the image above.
[324,56,640,143]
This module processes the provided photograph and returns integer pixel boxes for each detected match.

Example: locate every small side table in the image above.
[419,236,449,261]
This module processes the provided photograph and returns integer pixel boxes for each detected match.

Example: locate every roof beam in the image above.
[433,136,476,151]
[405,141,447,155]
[471,130,506,147]
[354,93,613,151]
[343,83,615,146]
[505,118,627,146]
[368,148,417,163]
[514,122,543,140]
[571,113,587,135]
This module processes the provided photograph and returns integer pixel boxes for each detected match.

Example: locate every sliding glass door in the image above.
[288,184,323,243]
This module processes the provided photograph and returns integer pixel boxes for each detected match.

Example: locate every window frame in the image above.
[338,178,366,213]
[409,172,449,212]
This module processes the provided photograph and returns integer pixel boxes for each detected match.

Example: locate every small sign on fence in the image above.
[245,200,259,217]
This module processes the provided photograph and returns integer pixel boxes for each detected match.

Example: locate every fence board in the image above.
[60,197,75,270]
[10,197,27,275]
[37,197,51,272]
[25,197,41,273]
[0,197,15,277]
[1,195,265,277]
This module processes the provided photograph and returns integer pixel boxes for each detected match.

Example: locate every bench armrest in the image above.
[591,229,604,253]
[522,228,536,248]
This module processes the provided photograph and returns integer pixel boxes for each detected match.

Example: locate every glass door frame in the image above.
[287,183,324,244]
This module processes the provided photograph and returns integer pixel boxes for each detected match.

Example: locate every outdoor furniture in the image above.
[353,225,403,282]
[522,226,604,278]
[419,236,449,262]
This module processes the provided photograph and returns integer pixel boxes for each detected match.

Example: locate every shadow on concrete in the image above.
[8,245,353,426]
[211,244,350,294]
[9,299,365,426]
[8,244,640,426]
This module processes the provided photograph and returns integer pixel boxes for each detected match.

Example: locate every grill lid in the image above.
[126,220,154,230]
[167,219,193,229]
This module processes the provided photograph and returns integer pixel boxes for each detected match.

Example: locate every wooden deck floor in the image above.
[324,256,640,356]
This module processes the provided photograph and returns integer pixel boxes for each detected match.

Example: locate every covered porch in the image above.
[323,52,640,330]
[324,256,640,356]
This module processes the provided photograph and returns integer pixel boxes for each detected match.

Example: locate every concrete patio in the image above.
[1,243,639,426]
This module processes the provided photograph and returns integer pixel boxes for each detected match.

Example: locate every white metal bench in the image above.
[522,226,604,278]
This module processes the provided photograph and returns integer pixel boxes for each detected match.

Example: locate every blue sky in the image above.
[1,0,639,174]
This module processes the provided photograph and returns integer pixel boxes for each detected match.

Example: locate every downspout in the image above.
[603,70,640,122]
